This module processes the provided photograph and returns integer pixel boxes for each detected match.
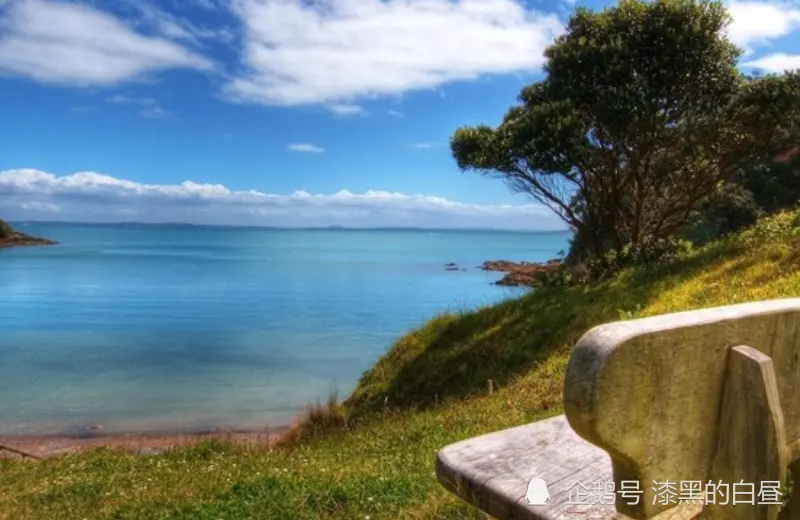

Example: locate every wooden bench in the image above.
[436,299,800,520]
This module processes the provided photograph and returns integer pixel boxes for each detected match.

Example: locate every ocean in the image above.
[0,222,570,436]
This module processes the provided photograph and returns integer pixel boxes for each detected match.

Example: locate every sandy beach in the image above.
[0,426,289,459]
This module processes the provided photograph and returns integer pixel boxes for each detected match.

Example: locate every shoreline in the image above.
[0,424,290,459]
[0,231,58,249]
[1,258,549,460]
[479,258,562,286]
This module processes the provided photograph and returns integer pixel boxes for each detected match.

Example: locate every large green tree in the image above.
[732,70,800,211]
[451,0,800,258]
[686,70,800,242]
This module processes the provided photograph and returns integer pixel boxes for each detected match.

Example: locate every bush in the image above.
[0,218,13,239]
[585,238,695,281]
[737,208,800,247]
[683,182,762,245]
[279,391,348,445]
[528,263,591,288]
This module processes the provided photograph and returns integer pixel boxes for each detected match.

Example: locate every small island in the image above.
[0,218,57,249]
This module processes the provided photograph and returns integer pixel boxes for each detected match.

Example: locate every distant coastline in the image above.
[9,220,570,234]
[0,233,58,249]
[0,220,57,249]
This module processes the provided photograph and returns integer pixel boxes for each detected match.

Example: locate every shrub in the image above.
[737,207,800,247]
[279,391,348,445]
[0,218,13,239]
[585,238,695,281]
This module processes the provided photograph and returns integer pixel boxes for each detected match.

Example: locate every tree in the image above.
[746,153,800,213]
[451,0,799,259]
[732,71,800,212]
[688,71,800,240]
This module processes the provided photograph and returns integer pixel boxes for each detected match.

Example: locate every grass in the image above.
[4,210,800,519]
[0,218,13,239]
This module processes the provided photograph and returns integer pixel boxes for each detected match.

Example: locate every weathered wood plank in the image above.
[705,345,787,520]
[563,299,800,518]
[436,415,701,520]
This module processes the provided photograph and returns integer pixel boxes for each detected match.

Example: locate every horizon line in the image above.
[10,219,571,234]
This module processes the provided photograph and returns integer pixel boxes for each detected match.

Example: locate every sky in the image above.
[0,0,799,230]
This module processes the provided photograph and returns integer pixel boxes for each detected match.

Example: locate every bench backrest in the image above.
[563,298,800,518]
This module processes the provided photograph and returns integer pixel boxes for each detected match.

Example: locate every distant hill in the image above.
[2,220,569,234]
[0,218,57,249]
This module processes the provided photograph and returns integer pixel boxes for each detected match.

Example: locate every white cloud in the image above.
[120,0,235,45]
[106,94,171,118]
[107,94,140,105]
[0,0,214,86]
[140,105,171,119]
[327,103,365,116]
[388,110,404,118]
[742,52,800,72]
[726,1,800,53]
[287,143,325,153]
[20,201,60,213]
[0,169,563,230]
[223,0,564,107]
[414,142,442,149]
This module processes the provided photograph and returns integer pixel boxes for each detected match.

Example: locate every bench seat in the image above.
[435,415,701,520]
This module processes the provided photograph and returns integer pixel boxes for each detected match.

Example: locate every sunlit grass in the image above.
[3,210,800,519]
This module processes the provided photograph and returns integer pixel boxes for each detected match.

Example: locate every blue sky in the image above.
[0,0,799,230]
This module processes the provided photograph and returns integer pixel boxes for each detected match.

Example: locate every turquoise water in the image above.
[0,223,570,436]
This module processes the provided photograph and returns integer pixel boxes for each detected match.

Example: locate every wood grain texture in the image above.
[704,346,787,520]
[438,300,800,519]
[436,415,702,520]
[563,299,800,517]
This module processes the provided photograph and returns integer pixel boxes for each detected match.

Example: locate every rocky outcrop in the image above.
[0,231,58,249]
[480,259,562,287]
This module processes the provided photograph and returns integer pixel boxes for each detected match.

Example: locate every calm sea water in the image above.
[0,223,570,436]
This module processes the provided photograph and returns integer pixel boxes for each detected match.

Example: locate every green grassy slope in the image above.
[3,210,800,520]
[0,218,14,239]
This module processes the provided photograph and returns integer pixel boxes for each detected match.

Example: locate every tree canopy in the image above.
[451,0,800,260]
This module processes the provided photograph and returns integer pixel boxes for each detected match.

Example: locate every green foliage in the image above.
[452,0,744,258]
[726,70,800,162]
[689,69,800,240]
[743,155,800,214]
[585,237,695,280]
[530,264,578,288]
[736,208,800,247]
[281,391,349,444]
[452,0,800,261]
[683,181,762,244]
[0,218,13,238]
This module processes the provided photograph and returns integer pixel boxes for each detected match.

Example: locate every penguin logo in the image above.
[525,477,550,505]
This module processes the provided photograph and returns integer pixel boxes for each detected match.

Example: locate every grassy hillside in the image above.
[3,210,800,520]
